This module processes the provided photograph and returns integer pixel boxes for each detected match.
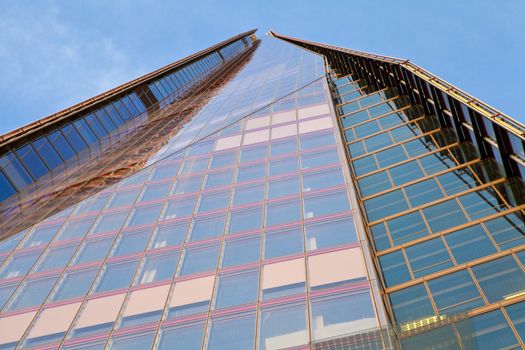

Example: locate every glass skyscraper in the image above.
[0,29,524,349]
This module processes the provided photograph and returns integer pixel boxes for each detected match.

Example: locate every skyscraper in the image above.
[0,28,523,349]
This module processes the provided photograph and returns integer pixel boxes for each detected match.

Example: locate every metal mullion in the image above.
[355,142,461,180]
[367,177,508,227]
[102,178,180,349]
[13,186,120,348]
[377,205,525,259]
[362,159,481,202]
[349,128,449,162]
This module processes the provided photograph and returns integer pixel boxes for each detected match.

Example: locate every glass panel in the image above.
[164,196,197,219]
[198,191,230,213]
[233,183,265,206]
[237,163,266,182]
[8,275,58,310]
[428,270,485,316]
[95,259,139,293]
[228,206,262,234]
[387,212,429,246]
[127,204,163,227]
[51,267,98,301]
[269,157,298,176]
[57,216,97,241]
[0,250,40,278]
[389,160,425,186]
[74,236,114,264]
[152,220,188,248]
[379,251,411,287]
[109,330,155,350]
[471,255,525,303]
[265,226,303,259]
[305,217,356,251]
[158,321,205,350]
[303,191,350,219]
[404,178,444,207]
[358,171,391,197]
[23,224,61,248]
[180,244,220,276]
[300,149,340,169]
[444,225,497,264]
[112,229,151,257]
[505,301,525,342]
[190,214,226,242]
[405,238,453,278]
[222,235,260,268]
[456,310,519,350]
[207,313,256,350]
[310,290,376,341]
[266,199,301,227]
[389,284,434,324]
[136,251,179,284]
[422,200,468,233]
[91,211,128,234]
[215,270,258,309]
[364,190,408,222]
[140,183,172,202]
[484,212,525,250]
[258,302,308,350]
[267,177,299,199]
[35,244,77,272]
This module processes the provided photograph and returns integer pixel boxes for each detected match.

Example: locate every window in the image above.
[389,284,434,324]
[302,168,345,193]
[484,212,525,250]
[189,214,226,242]
[358,171,391,197]
[222,235,260,267]
[456,310,519,350]
[240,146,267,163]
[228,206,262,234]
[389,160,425,186]
[140,183,172,202]
[310,290,376,340]
[427,270,484,316]
[506,302,525,341]
[214,270,259,309]
[108,189,141,209]
[151,162,180,180]
[300,131,335,150]
[23,224,61,248]
[164,196,197,219]
[270,138,297,157]
[300,149,340,169]
[370,224,390,251]
[174,175,204,194]
[458,188,506,220]
[265,226,303,259]
[364,190,407,222]
[127,204,163,227]
[152,220,188,248]
[198,191,230,213]
[471,256,525,303]
[258,302,308,350]
[157,321,205,350]
[387,212,429,246]
[51,267,98,302]
[0,250,40,278]
[237,163,266,182]
[207,313,256,350]
[136,251,179,284]
[35,244,77,272]
[95,260,139,293]
[210,152,237,169]
[91,211,128,234]
[404,179,444,207]
[205,170,234,189]
[267,177,299,199]
[0,282,17,309]
[405,238,453,278]
[7,275,58,310]
[379,251,411,287]
[269,157,298,177]
[305,217,356,251]
[266,199,301,226]
[233,183,265,206]
[375,145,407,168]
[56,216,97,241]
[444,225,497,264]
[109,330,155,350]
[180,157,209,174]
[112,229,151,257]
[74,236,114,264]
[262,259,305,300]
[179,244,220,276]
[422,200,468,233]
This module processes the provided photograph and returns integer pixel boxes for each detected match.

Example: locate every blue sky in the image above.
[1,0,524,134]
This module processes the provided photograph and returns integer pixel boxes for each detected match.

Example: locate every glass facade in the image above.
[0,28,524,349]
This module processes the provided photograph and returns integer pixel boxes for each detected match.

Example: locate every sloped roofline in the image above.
[268,30,524,139]
[0,29,257,146]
